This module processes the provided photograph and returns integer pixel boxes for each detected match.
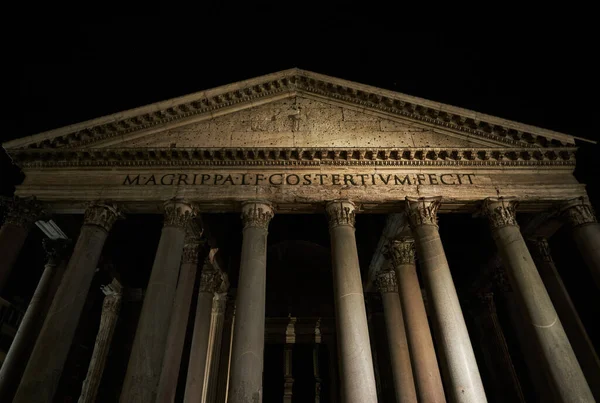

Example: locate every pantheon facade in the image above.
[0,69,598,402]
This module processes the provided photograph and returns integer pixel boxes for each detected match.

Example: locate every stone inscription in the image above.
[123,173,475,186]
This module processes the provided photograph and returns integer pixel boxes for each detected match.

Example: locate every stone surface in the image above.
[482,197,594,403]
[120,200,195,403]
[13,203,120,403]
[326,200,378,403]
[204,289,228,403]
[406,197,487,403]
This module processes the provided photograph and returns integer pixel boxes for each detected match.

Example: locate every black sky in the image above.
[3,14,599,202]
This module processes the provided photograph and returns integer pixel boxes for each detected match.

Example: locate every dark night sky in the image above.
[3,15,599,202]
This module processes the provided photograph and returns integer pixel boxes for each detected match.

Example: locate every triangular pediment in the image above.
[3,68,579,159]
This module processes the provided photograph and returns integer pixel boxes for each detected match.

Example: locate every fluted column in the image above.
[528,238,600,400]
[388,238,446,403]
[0,238,70,402]
[204,284,229,403]
[228,201,274,403]
[375,269,417,403]
[561,197,600,288]
[326,200,378,403]
[0,196,44,292]
[13,202,121,403]
[482,197,593,402]
[184,262,222,402]
[405,197,486,403]
[120,199,196,403]
[155,231,203,403]
[78,279,122,403]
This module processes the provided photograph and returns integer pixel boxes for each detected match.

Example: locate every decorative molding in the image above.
[376,269,398,294]
[0,196,45,229]
[163,199,197,228]
[561,198,597,228]
[83,203,121,232]
[405,197,440,228]
[42,238,72,266]
[482,198,519,230]
[386,238,416,266]
[241,201,274,230]
[326,200,356,228]
[11,70,572,151]
[9,146,578,168]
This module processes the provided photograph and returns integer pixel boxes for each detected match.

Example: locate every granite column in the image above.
[120,199,196,402]
[482,197,593,402]
[405,196,487,403]
[561,197,600,288]
[375,269,417,403]
[13,203,121,403]
[78,279,123,403]
[228,201,274,403]
[155,231,203,403]
[326,200,378,403]
[388,238,446,403]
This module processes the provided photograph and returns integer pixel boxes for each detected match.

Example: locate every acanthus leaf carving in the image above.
[241,202,274,230]
[163,199,197,228]
[561,198,597,228]
[405,197,440,228]
[83,202,122,232]
[325,200,356,228]
[482,197,519,230]
[386,238,416,266]
[375,269,398,294]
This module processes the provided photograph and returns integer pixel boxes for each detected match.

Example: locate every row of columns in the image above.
[0,195,599,402]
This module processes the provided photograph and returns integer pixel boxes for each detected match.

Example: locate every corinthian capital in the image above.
[405,197,441,228]
[376,269,398,293]
[163,199,197,228]
[561,198,597,228]
[42,238,72,266]
[0,196,45,229]
[101,279,123,314]
[386,238,416,266]
[83,203,121,232]
[482,197,519,230]
[199,260,220,293]
[181,226,204,264]
[325,200,356,229]
[241,201,274,230]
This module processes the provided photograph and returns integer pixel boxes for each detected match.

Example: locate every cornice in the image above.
[9,147,577,168]
[4,70,576,151]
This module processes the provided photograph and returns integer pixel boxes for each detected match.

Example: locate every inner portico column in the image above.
[482,197,594,402]
[228,201,274,403]
[561,197,600,288]
[388,238,446,403]
[0,196,44,292]
[120,199,197,403]
[326,200,378,403]
[375,269,417,403]
[13,202,121,403]
[405,196,487,403]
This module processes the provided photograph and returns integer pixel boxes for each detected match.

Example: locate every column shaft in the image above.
[13,203,120,403]
[483,198,593,402]
[215,303,235,403]
[406,197,487,403]
[228,202,274,403]
[376,269,418,403]
[389,238,446,403]
[561,198,600,287]
[326,200,378,403]
[155,235,202,403]
[78,280,122,403]
[0,239,69,401]
[204,291,229,403]
[120,200,195,402]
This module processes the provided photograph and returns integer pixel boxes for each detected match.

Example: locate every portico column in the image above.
[155,230,203,403]
[228,201,274,403]
[204,284,229,403]
[387,238,446,403]
[183,263,221,403]
[561,197,600,288]
[0,196,44,292]
[0,238,70,402]
[482,197,594,402]
[405,196,487,403]
[326,200,378,403]
[78,279,122,403]
[375,269,417,403]
[120,199,196,403]
[13,202,121,403]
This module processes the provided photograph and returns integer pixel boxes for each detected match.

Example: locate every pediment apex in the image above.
[3,68,580,150]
